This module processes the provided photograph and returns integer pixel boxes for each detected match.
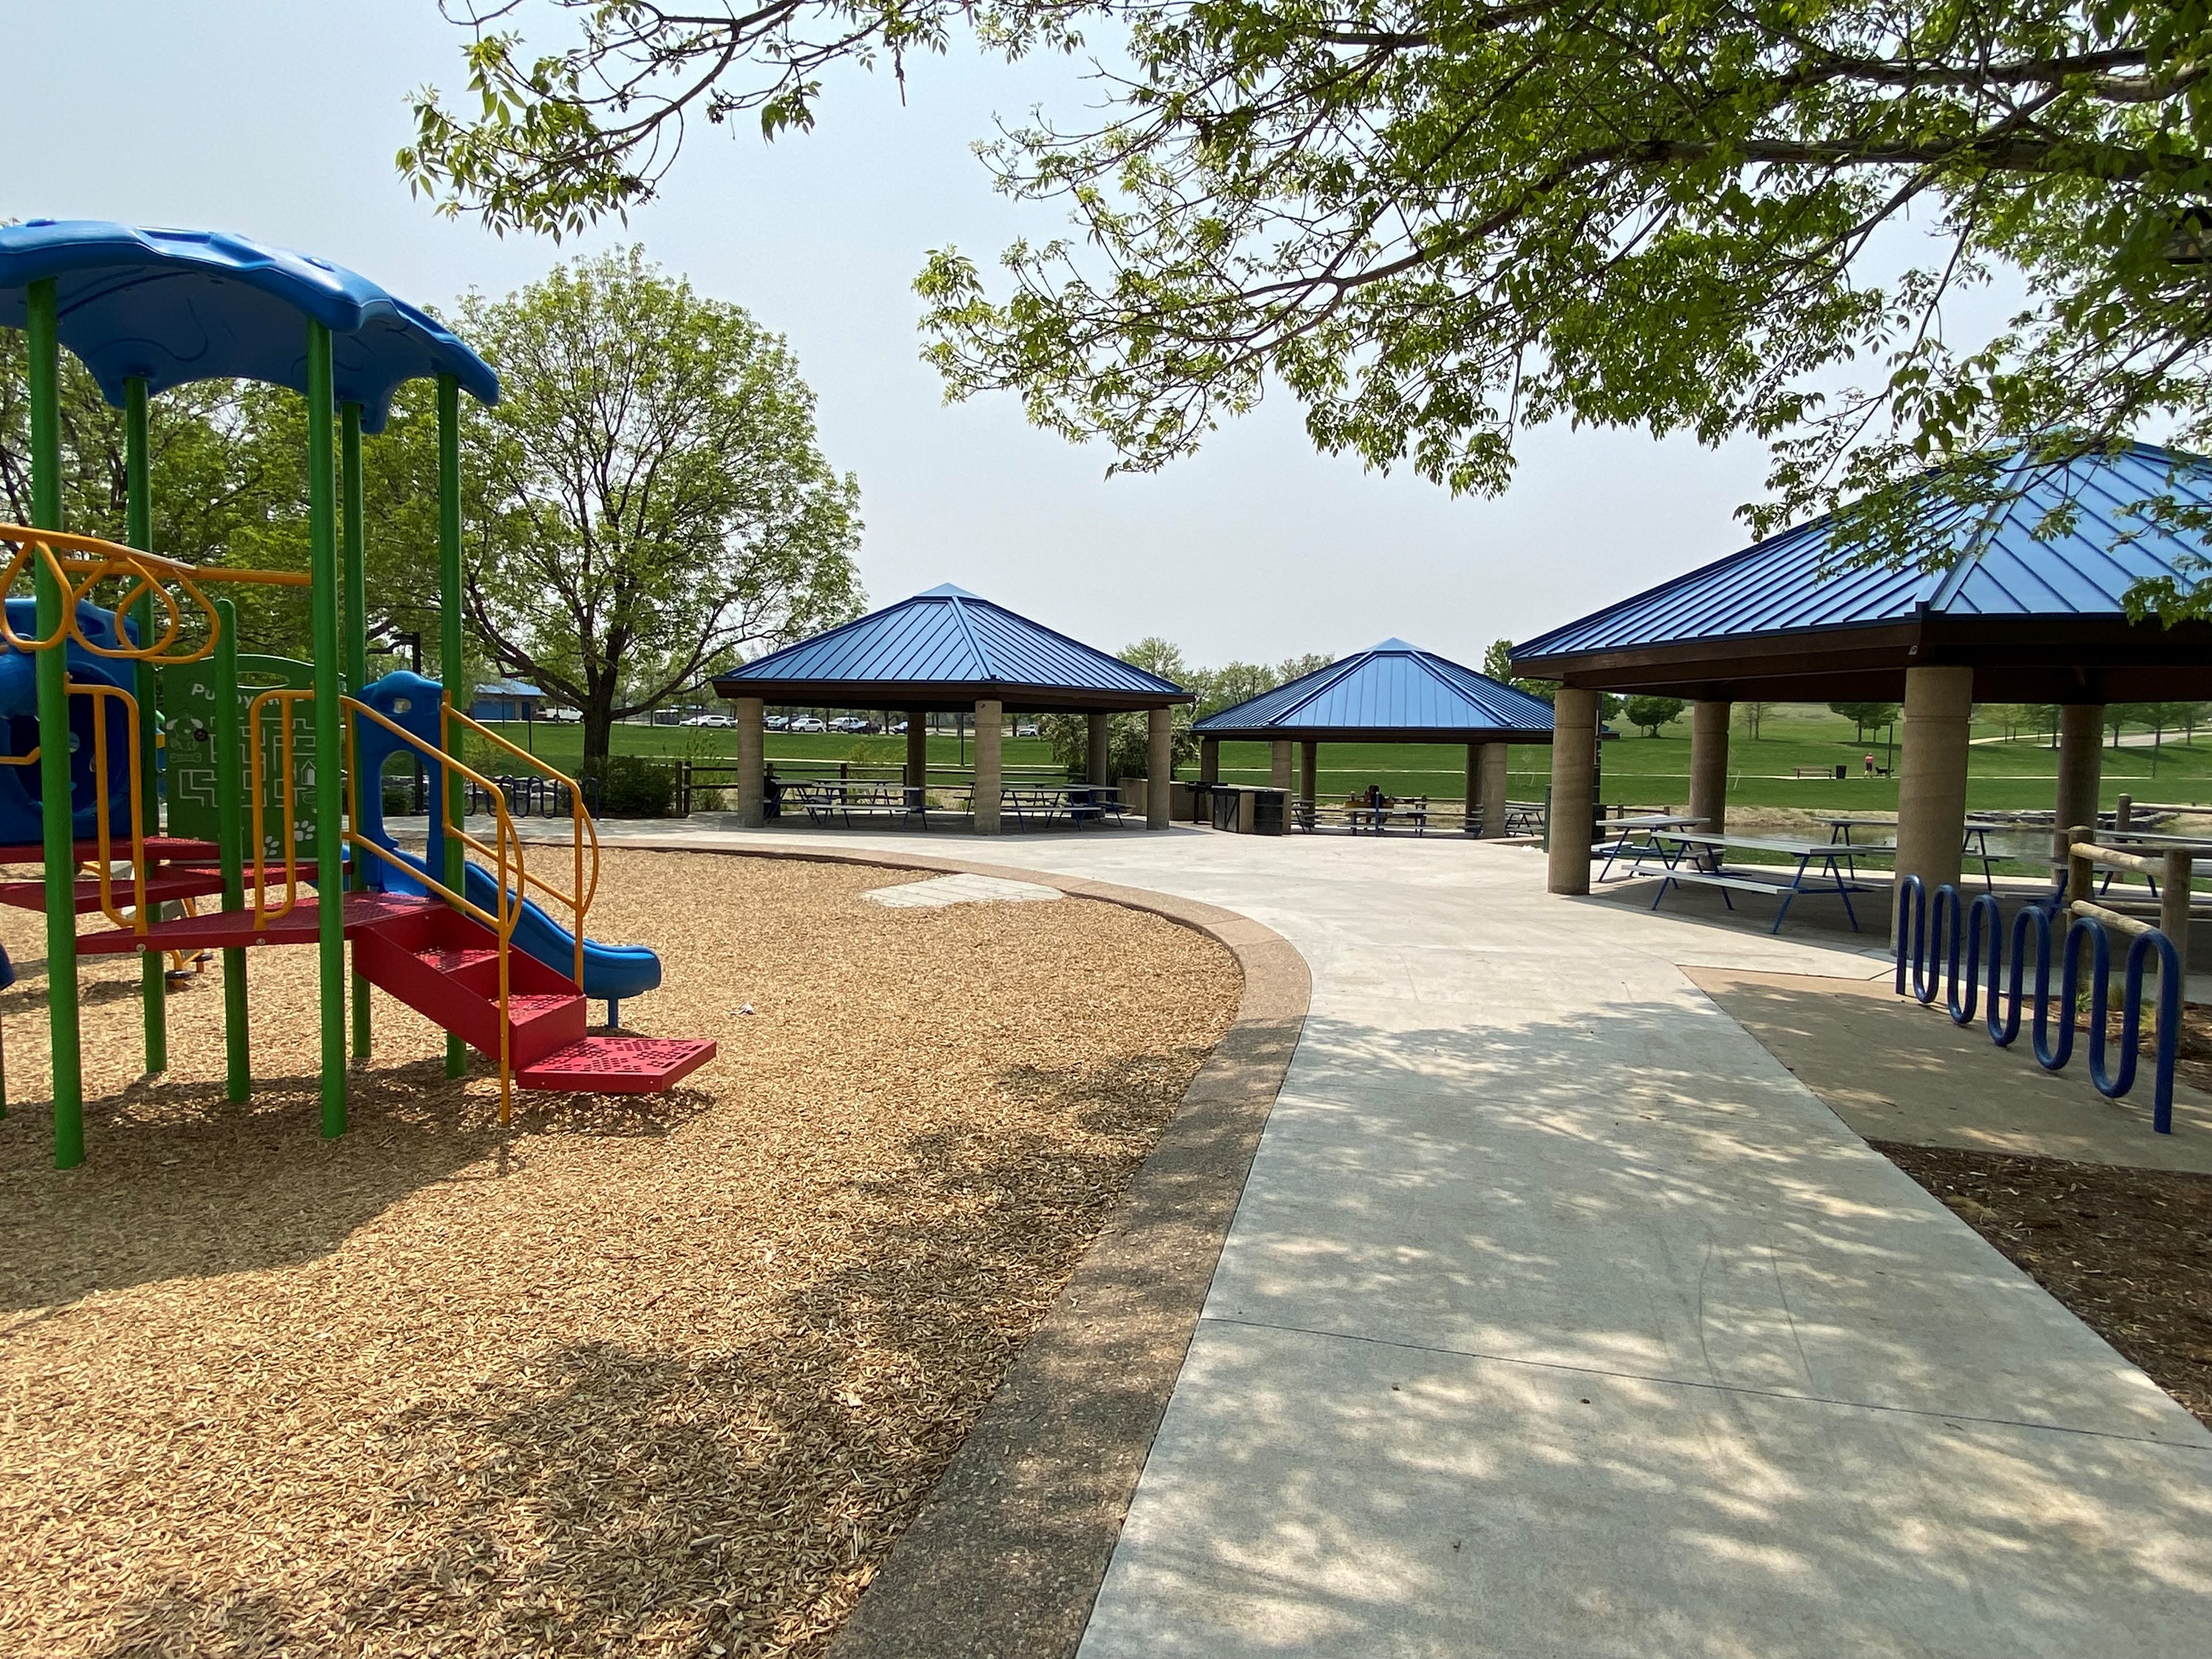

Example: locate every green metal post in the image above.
[214,598,249,1102]
[342,402,372,1062]
[438,374,467,1078]
[27,280,83,1167]
[126,377,168,1075]
[306,323,347,1136]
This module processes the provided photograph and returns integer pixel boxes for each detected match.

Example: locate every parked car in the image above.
[541,706,582,723]
[1015,721,1040,737]
[789,716,827,733]
[887,720,908,734]
[765,714,791,731]
[680,712,737,727]
[828,715,873,734]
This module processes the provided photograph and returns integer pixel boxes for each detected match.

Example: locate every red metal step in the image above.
[516,1036,717,1094]
[76,892,438,955]
[0,868,230,915]
[350,905,585,1065]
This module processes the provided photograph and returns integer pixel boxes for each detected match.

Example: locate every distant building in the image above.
[468,677,546,722]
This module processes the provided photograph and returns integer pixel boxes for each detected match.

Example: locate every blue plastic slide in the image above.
[347,671,663,1006]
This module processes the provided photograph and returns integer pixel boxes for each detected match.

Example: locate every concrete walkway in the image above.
[578,820,2212,1655]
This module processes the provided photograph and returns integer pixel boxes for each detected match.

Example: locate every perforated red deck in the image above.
[516,1036,717,1094]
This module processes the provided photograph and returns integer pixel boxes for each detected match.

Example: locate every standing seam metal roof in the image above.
[1513,443,2212,662]
[721,584,1189,698]
[1195,639,1557,734]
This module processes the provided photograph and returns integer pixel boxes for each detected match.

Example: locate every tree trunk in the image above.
[582,688,619,766]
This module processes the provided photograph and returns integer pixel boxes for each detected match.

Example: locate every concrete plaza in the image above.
[576,819,2212,1656]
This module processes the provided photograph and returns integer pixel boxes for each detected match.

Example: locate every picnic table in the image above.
[1000,783,1133,829]
[1594,814,1705,881]
[1347,795,1429,835]
[1824,813,2032,889]
[791,780,927,828]
[1650,831,1881,933]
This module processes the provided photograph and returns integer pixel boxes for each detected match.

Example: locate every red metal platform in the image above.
[0,836,221,865]
[75,892,438,955]
[0,868,230,915]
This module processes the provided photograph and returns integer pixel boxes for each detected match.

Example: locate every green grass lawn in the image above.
[470,704,2212,816]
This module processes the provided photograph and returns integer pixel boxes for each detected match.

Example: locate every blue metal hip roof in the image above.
[721,584,1189,700]
[1195,639,1556,736]
[1514,442,2212,664]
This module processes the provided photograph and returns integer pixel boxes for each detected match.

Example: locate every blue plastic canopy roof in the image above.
[1195,639,1556,740]
[714,584,1190,710]
[0,219,497,432]
[1516,443,2212,666]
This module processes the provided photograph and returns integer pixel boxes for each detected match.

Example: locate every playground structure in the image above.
[0,222,712,1170]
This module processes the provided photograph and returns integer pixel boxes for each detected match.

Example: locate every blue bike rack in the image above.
[1895,874,2183,1133]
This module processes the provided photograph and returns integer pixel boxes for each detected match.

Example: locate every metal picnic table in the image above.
[1595,814,1706,881]
[1651,830,1884,933]
[1000,783,1134,829]
[1823,813,2015,889]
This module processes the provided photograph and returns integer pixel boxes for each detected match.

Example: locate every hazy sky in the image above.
[11,0,1784,668]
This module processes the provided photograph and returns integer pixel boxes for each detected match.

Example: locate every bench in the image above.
[1292,800,1356,832]
[1791,765,1837,780]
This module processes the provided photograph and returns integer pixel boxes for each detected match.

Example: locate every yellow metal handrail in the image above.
[75,680,148,933]
[441,703,599,986]
[247,688,314,926]
[342,697,536,1123]
[0,524,309,665]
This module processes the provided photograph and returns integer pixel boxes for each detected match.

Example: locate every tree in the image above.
[1622,696,1685,737]
[457,249,862,763]
[1740,701,1774,740]
[406,2,2212,595]
[1622,696,1680,738]
[1483,639,1556,704]
[1830,701,1901,742]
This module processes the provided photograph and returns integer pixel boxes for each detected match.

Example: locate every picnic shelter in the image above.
[1192,639,1555,832]
[712,584,1192,831]
[1512,441,2212,911]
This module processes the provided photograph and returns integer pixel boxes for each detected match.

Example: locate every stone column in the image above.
[1200,737,1220,783]
[1270,739,1293,791]
[1893,666,1974,932]
[906,711,928,793]
[1689,699,1731,832]
[1547,687,1599,894]
[2054,703,2104,863]
[1146,706,1173,830]
[734,696,765,827]
[1087,711,1111,786]
[973,698,1003,835]
[1481,742,1510,837]
[1464,743,1481,833]
[1300,740,1318,805]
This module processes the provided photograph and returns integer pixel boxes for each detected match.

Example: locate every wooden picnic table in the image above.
[1651,831,1879,933]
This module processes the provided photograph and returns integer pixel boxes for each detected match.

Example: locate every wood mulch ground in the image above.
[1871,1141,2212,1427]
[0,849,1240,1658]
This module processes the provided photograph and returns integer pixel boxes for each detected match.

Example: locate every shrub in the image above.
[582,756,676,817]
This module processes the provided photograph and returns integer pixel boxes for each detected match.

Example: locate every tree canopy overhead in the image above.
[404,1,2212,603]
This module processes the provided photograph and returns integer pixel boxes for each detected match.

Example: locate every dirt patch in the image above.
[1870,1141,2212,1428]
[0,849,1241,1658]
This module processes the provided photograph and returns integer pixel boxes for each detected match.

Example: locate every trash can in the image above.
[1835,763,1848,780]
[1212,786,1242,831]
[1253,789,1286,836]
[1189,780,1216,824]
